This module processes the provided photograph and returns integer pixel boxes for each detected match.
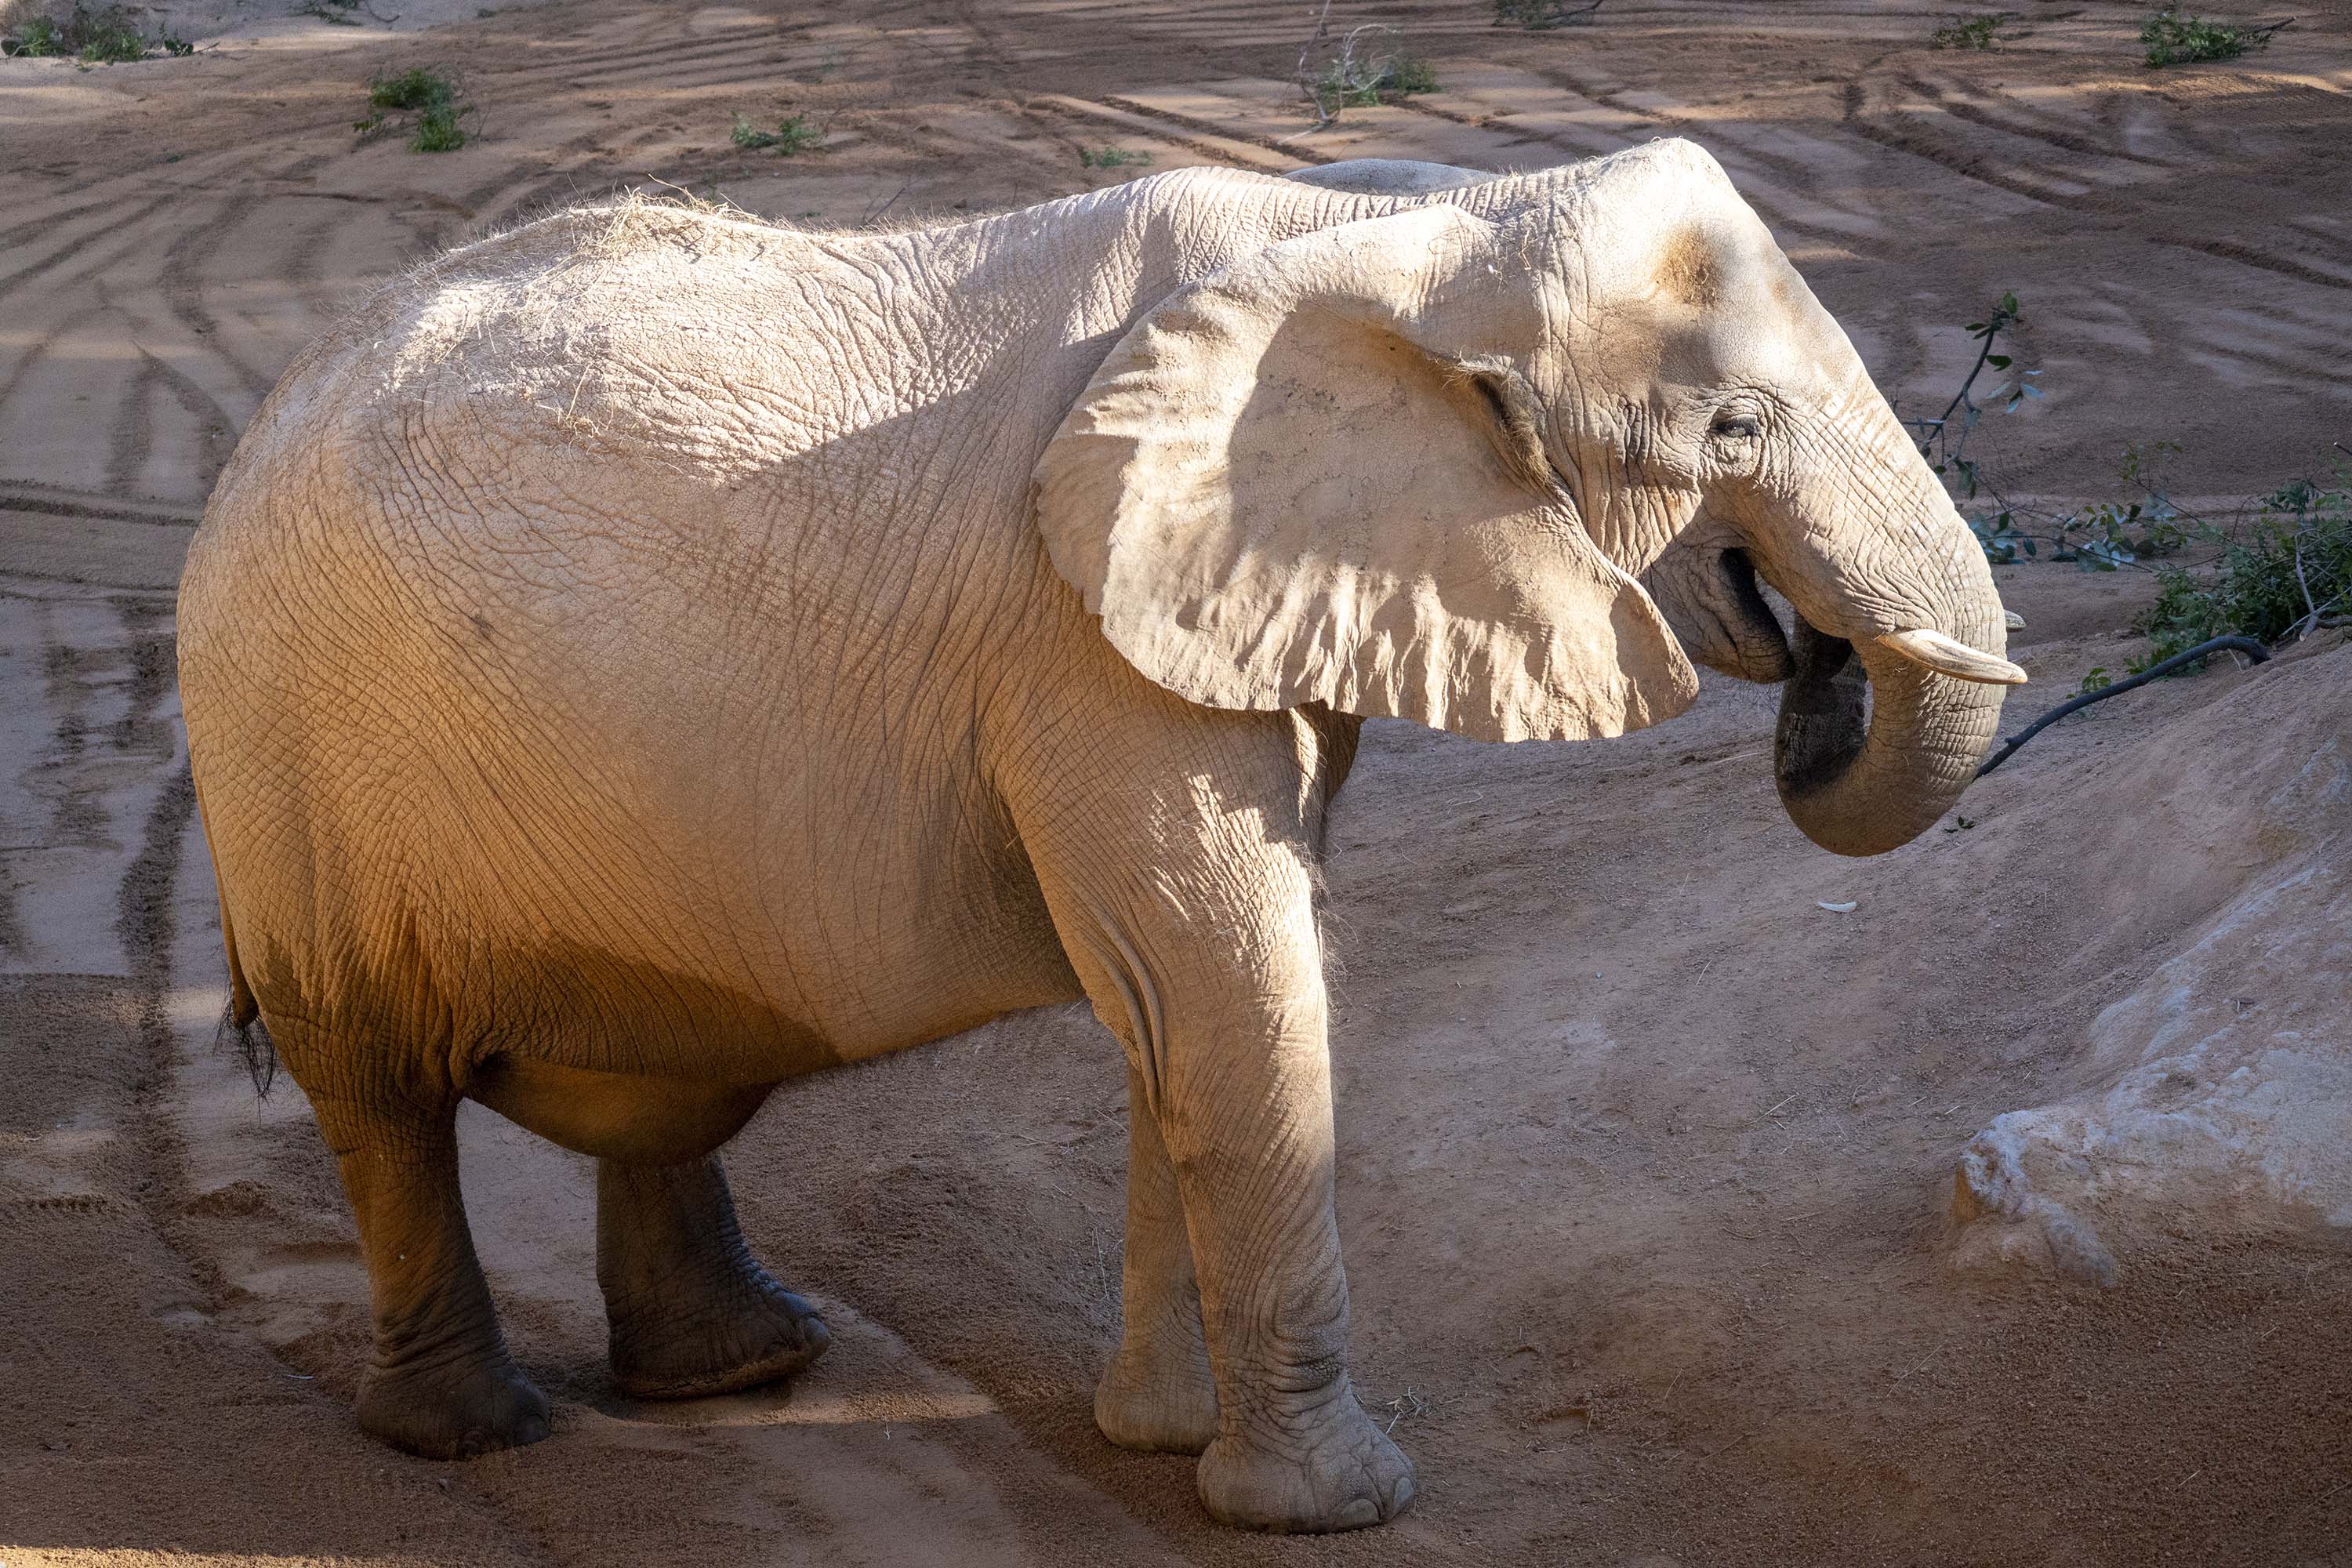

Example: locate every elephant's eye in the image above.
[1711,412,1762,440]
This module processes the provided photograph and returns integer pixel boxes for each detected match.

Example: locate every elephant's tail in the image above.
[223,910,258,1028]
[195,770,276,1094]
[216,905,277,1095]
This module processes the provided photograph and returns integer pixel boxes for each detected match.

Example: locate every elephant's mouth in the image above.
[1641,538,1797,685]
[1711,547,1795,682]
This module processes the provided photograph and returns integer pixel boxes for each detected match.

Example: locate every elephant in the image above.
[1283,156,1493,194]
[176,138,2023,1534]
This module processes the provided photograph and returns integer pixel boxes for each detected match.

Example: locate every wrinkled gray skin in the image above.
[177,142,2012,1535]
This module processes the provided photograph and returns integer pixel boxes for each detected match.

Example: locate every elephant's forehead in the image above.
[1544,204,1857,395]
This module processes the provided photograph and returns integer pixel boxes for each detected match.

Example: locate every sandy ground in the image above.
[4,2,2351,1564]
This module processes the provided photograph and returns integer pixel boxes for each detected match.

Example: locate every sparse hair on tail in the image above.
[216,933,277,1095]
[219,992,277,1095]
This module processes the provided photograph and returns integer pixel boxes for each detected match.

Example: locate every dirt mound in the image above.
[1950,641,2352,1281]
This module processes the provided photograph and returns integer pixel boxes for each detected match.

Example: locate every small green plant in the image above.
[2076,666,2114,695]
[1312,54,1384,111]
[1077,147,1152,169]
[368,67,443,110]
[73,9,141,59]
[7,13,58,51]
[412,103,466,151]
[1494,0,1603,27]
[731,111,820,155]
[360,67,470,151]
[1299,24,1438,121]
[2139,6,2283,67]
[1390,56,1439,94]
[1907,302,2216,574]
[1930,12,2009,49]
[1,2,188,60]
[2133,474,2352,668]
[1908,292,2041,541]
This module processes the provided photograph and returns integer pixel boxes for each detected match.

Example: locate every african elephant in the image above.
[176,138,2021,1534]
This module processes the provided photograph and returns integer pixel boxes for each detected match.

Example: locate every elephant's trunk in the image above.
[1759,401,2014,858]
[1773,615,2004,856]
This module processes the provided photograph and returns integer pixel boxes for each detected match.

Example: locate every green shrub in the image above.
[1312,56,1385,112]
[731,111,820,155]
[2134,478,2352,666]
[1389,56,1439,94]
[8,13,58,51]
[1077,147,1151,169]
[1309,49,1436,116]
[1,2,187,60]
[412,105,466,151]
[368,67,443,110]
[1930,13,2006,49]
[2140,6,2277,67]
[361,67,469,151]
[73,9,141,59]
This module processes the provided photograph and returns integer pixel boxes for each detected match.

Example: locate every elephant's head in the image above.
[1034,139,2020,857]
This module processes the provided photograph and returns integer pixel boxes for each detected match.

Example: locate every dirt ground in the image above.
[4,2,2351,1564]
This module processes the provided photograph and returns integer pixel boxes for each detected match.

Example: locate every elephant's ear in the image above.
[1033,204,1697,743]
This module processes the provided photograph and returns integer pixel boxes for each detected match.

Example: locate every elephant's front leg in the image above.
[1095,1061,1219,1454]
[1032,795,1411,1531]
[597,1153,831,1399]
[1157,975,1412,1533]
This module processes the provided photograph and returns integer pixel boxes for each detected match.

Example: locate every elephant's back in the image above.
[178,201,1078,1079]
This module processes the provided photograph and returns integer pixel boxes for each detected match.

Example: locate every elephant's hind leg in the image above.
[597,1154,831,1399]
[1094,1061,1219,1454]
[320,1096,551,1459]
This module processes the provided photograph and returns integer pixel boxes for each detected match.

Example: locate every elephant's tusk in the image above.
[1876,628,2028,685]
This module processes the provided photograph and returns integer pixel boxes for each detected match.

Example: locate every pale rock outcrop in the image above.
[1947,641,2352,1281]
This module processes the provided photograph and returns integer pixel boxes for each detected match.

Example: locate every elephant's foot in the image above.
[1095,1340,1220,1454]
[1195,1393,1415,1534]
[608,1266,830,1400]
[358,1349,550,1459]
[597,1153,831,1400]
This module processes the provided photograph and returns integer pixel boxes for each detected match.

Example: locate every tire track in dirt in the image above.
[1895,69,2176,170]
[483,20,805,86]
[1018,96,1298,173]
[0,193,123,254]
[1836,78,2071,207]
[0,485,201,525]
[114,743,247,1364]
[1446,76,1877,252]
[1843,71,2352,308]
[555,43,826,96]
[2157,234,2352,296]
[1089,93,1333,165]
[160,164,334,405]
[0,314,73,424]
[0,197,187,302]
[103,352,161,501]
[138,347,244,497]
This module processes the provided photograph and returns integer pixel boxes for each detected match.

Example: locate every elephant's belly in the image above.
[452,887,1087,1087]
[467,1054,774,1163]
